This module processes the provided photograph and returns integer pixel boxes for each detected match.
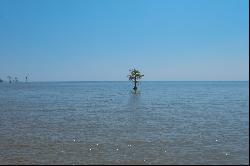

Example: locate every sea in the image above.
[0,81,249,164]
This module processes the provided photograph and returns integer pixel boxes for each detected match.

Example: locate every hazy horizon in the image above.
[0,80,249,82]
[0,0,249,82]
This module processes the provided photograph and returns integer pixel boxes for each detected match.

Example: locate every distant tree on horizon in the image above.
[128,68,144,93]
[0,78,3,83]
[14,77,18,83]
[7,76,12,83]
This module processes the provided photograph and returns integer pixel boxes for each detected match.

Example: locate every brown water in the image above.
[0,81,249,164]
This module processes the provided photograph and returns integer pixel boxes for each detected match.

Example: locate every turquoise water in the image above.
[0,81,249,164]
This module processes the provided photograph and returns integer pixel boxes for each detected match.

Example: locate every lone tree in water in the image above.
[128,68,144,93]
[14,77,18,83]
[7,76,12,83]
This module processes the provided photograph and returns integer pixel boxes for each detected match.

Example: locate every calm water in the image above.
[0,81,249,165]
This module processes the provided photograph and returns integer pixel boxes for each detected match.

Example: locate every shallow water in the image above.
[0,81,249,164]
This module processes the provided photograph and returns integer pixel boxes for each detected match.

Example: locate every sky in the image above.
[0,0,249,81]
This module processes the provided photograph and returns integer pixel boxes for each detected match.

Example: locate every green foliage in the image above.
[127,68,144,82]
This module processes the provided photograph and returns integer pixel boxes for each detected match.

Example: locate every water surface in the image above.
[0,81,249,164]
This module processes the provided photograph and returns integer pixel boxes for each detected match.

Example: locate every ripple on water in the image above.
[0,81,248,165]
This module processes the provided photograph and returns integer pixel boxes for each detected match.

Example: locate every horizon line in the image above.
[1,80,249,82]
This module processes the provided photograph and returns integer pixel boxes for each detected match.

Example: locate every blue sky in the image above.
[0,0,249,81]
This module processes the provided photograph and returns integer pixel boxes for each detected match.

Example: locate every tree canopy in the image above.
[128,69,144,82]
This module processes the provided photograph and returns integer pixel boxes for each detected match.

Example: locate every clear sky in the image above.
[0,0,249,81]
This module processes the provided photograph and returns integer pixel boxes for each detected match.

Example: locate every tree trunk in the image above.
[133,78,137,93]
